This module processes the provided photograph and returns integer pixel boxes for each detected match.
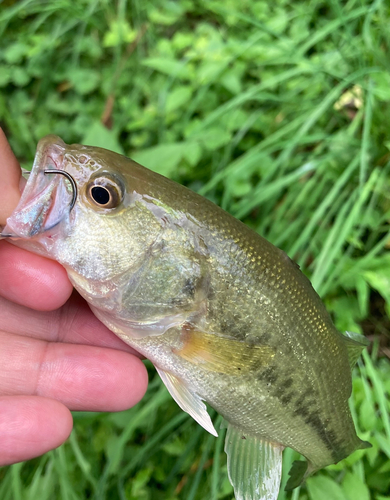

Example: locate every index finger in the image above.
[0,290,141,355]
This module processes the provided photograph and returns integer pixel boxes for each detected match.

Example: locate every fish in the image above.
[1,135,370,500]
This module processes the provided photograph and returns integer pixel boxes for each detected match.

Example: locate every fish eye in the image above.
[86,177,123,209]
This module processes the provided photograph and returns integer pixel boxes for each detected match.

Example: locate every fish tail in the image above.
[285,435,372,491]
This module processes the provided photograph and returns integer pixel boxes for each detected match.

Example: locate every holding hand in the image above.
[0,129,148,466]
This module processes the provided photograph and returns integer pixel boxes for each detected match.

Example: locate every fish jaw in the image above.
[1,136,74,252]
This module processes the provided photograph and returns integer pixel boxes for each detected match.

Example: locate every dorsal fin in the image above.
[342,331,369,370]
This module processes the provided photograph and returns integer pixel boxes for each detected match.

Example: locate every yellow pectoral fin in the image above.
[174,328,275,375]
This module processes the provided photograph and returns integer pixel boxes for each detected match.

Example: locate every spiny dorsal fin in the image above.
[224,423,283,500]
[343,331,369,370]
[174,327,275,375]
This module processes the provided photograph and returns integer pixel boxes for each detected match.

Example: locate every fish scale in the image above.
[2,135,370,500]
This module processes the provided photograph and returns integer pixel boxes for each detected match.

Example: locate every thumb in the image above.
[0,128,24,227]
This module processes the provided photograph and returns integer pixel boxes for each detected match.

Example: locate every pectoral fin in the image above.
[224,423,284,500]
[343,331,369,370]
[174,327,275,375]
[156,367,218,437]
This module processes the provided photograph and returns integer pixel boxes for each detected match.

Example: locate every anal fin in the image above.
[224,423,283,500]
[156,367,218,437]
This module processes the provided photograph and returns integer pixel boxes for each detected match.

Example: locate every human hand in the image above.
[0,129,148,467]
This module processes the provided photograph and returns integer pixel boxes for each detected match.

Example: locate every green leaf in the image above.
[82,121,124,155]
[103,20,137,47]
[198,60,227,83]
[182,141,202,166]
[223,108,250,131]
[188,127,231,151]
[69,69,100,95]
[355,275,369,318]
[166,86,193,113]
[375,433,390,459]
[132,142,190,177]
[142,58,191,79]
[342,472,370,500]
[220,69,242,94]
[359,398,378,431]
[148,2,185,25]
[307,475,347,500]
[172,32,194,51]
[371,72,390,102]
[162,436,186,456]
[4,42,29,64]
[327,295,363,334]
[0,65,11,87]
[363,270,390,315]
[11,67,30,87]
[130,467,153,496]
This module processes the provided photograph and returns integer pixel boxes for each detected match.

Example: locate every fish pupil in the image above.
[91,186,110,205]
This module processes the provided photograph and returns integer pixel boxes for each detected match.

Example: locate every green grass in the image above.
[1,0,390,499]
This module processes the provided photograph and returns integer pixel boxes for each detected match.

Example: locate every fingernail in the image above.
[19,174,27,194]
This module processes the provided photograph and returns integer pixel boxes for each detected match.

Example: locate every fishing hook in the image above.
[0,169,78,238]
[44,169,78,211]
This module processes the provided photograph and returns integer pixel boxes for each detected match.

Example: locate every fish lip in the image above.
[2,135,74,239]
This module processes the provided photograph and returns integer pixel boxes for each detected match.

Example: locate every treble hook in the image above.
[44,169,78,211]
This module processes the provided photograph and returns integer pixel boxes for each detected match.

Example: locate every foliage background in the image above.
[0,0,389,499]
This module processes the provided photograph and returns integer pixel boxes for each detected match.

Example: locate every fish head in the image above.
[2,135,163,294]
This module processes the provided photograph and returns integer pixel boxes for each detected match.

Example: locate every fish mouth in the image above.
[1,136,77,239]
[43,169,78,211]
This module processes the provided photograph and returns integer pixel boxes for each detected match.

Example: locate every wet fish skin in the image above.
[2,136,370,499]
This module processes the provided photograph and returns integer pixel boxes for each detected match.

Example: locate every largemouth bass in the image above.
[1,136,370,500]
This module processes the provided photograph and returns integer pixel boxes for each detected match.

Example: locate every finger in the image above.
[0,396,73,466]
[0,241,73,311]
[0,128,23,226]
[0,332,148,411]
[0,291,141,355]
